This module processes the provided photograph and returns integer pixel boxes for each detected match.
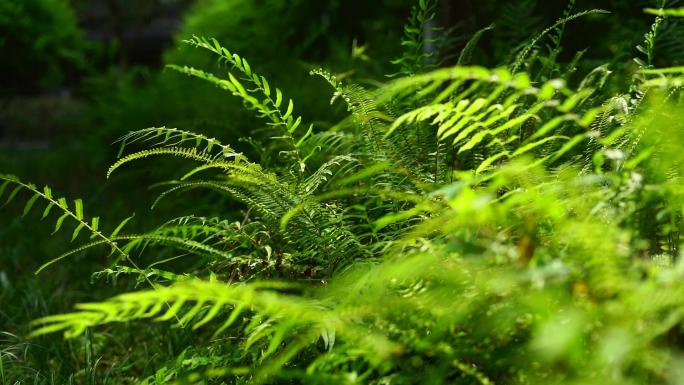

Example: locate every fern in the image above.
[7,3,684,384]
[0,174,124,257]
[510,8,610,74]
[107,146,228,178]
[173,36,312,173]
[116,126,238,156]
[391,0,440,77]
[636,8,665,68]
[384,66,600,174]
[457,24,495,66]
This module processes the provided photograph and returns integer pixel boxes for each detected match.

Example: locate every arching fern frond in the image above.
[172,36,313,172]
[116,127,237,158]
[0,175,155,283]
[107,147,231,178]
[0,174,124,257]
[300,155,357,194]
[457,24,495,66]
[510,8,610,74]
[29,280,314,338]
[29,278,398,377]
[383,65,603,174]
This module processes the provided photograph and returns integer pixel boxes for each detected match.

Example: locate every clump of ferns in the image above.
[8,3,684,384]
[308,58,619,257]
[23,161,666,384]
[1,17,621,309]
[108,44,375,275]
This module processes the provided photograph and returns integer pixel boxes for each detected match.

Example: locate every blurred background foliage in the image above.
[0,0,89,94]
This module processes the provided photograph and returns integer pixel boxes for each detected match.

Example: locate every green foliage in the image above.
[7,1,684,384]
[391,0,441,76]
[0,0,89,93]
[81,0,407,151]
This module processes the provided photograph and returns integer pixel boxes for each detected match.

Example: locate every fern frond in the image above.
[107,147,223,178]
[457,24,495,66]
[383,65,603,173]
[116,127,238,158]
[29,280,311,338]
[635,10,665,68]
[174,36,313,172]
[300,155,357,194]
[510,9,610,73]
[0,174,125,259]
[119,234,235,260]
[30,278,397,375]
[91,266,192,284]
[391,0,441,77]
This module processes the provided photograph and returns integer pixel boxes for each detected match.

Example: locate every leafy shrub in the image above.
[5,1,684,384]
[0,0,89,94]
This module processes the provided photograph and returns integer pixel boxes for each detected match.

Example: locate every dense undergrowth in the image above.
[4,0,684,384]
